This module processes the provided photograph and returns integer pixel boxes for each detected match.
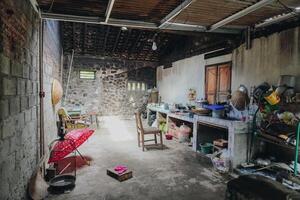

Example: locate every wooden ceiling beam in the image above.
[41,12,242,34]
[105,0,116,23]
[159,0,195,28]
[209,0,275,31]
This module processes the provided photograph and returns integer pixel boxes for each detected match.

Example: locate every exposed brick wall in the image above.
[0,0,40,199]
[63,57,156,116]
[0,1,62,199]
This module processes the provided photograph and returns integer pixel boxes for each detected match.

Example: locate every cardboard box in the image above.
[107,168,133,182]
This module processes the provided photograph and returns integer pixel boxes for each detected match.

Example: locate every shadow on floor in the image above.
[56,156,93,174]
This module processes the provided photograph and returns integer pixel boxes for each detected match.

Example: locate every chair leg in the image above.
[160,132,163,149]
[142,133,145,151]
[137,132,140,147]
[154,134,157,144]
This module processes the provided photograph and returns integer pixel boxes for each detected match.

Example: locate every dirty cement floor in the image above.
[47,116,228,200]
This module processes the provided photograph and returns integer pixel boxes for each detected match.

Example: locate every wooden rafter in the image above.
[122,29,132,53]
[112,29,122,53]
[83,23,87,54]
[103,26,110,52]
[129,31,143,57]
[72,23,76,51]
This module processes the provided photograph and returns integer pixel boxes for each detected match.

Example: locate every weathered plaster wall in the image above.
[157,27,300,105]
[157,54,232,104]
[63,57,156,116]
[0,1,62,199]
[232,27,300,92]
[157,54,205,104]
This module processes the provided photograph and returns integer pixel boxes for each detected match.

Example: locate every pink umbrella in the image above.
[48,128,95,163]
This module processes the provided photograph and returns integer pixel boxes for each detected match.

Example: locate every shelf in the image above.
[256,132,299,153]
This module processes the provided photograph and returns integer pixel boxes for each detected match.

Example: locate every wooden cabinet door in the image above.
[205,66,217,104]
[217,64,231,102]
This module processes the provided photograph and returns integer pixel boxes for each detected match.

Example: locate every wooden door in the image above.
[205,66,217,104]
[217,63,231,102]
[205,63,231,104]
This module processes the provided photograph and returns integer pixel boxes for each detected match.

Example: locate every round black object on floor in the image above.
[48,175,76,194]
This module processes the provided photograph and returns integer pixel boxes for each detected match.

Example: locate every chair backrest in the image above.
[58,107,70,120]
[134,111,143,134]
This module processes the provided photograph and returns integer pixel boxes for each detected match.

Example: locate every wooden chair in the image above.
[57,108,90,130]
[135,111,163,151]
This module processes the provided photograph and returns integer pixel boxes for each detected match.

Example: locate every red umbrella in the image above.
[48,128,95,163]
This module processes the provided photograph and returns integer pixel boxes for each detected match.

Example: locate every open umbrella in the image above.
[48,128,95,163]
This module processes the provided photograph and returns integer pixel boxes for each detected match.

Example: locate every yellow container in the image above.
[264,91,280,105]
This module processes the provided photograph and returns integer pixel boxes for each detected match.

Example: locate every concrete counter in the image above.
[193,115,249,168]
[146,105,249,168]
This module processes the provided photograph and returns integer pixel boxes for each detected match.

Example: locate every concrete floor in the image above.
[47,116,228,200]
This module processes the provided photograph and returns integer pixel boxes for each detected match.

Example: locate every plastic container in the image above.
[165,134,173,140]
[203,104,225,111]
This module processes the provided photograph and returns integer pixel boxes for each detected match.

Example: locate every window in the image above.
[127,81,147,91]
[127,82,132,91]
[137,83,140,90]
[141,83,145,91]
[205,62,231,104]
[79,71,96,80]
[132,82,136,91]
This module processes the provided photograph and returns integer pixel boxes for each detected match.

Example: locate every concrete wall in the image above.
[0,0,40,199]
[63,57,156,116]
[43,20,63,151]
[0,1,62,199]
[232,27,300,92]
[157,54,232,104]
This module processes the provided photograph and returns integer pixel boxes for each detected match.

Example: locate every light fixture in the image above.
[121,26,128,31]
[152,41,157,51]
[296,7,300,11]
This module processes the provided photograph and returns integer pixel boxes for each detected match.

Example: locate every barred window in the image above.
[79,71,96,80]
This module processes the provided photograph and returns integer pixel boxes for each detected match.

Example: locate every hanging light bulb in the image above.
[152,41,157,51]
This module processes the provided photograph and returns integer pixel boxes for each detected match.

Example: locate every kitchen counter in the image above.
[146,104,249,168]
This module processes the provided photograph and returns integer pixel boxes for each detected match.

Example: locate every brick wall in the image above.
[0,1,62,199]
[0,0,40,199]
[63,57,156,116]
